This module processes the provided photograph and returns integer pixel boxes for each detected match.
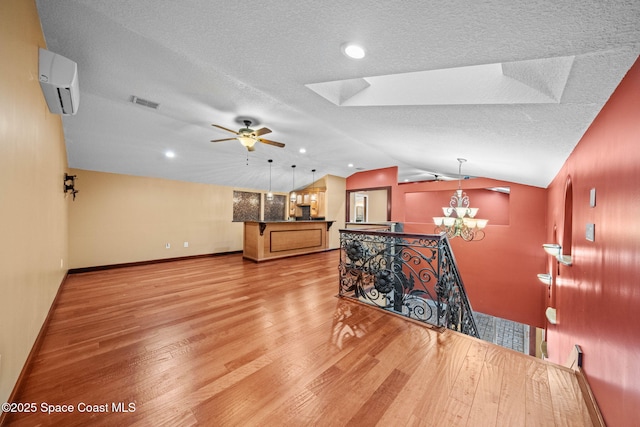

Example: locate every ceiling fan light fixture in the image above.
[237,135,256,148]
[210,119,285,150]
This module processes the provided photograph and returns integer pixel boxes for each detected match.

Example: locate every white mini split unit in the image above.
[38,48,79,115]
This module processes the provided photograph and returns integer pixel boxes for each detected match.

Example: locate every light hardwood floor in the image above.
[3,251,593,426]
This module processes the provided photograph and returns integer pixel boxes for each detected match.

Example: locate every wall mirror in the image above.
[346,187,391,223]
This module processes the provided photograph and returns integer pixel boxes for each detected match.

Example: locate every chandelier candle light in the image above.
[433,158,488,241]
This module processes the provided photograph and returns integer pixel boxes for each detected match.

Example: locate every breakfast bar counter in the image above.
[243,220,334,262]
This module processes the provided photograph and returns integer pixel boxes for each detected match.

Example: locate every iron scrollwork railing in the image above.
[339,229,479,338]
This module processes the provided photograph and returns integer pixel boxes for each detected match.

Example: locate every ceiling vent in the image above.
[131,96,160,109]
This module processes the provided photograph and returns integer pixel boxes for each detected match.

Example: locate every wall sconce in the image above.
[543,243,561,256]
[545,307,558,325]
[542,244,559,325]
[537,273,552,285]
[64,173,78,200]
[542,243,572,266]
[558,254,572,266]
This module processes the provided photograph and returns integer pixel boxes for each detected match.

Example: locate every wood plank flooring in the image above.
[3,251,593,426]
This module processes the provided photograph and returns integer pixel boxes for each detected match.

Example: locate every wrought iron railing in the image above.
[339,228,479,338]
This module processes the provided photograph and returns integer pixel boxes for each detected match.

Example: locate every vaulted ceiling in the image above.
[36,0,640,192]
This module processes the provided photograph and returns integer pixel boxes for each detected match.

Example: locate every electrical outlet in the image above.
[165,243,171,249]
[183,241,189,248]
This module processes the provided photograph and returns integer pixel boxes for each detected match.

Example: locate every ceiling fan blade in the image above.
[212,124,239,135]
[258,138,285,148]
[253,127,271,137]
[210,138,237,143]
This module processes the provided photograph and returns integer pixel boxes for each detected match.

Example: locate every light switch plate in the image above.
[590,188,596,207]
[586,223,595,242]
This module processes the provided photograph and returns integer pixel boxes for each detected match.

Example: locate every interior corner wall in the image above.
[0,0,69,403]
[346,166,401,220]
[324,174,346,249]
[346,167,398,191]
[545,56,640,426]
[67,169,246,269]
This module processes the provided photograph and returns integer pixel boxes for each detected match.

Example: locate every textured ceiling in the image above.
[36,0,640,192]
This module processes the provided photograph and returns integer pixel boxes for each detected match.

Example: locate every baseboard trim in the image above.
[68,251,243,274]
[576,368,605,427]
[0,271,68,426]
[242,247,340,263]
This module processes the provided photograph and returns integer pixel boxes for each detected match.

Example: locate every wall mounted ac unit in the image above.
[38,48,79,115]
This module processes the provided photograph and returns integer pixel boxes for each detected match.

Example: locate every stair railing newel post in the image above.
[435,235,445,328]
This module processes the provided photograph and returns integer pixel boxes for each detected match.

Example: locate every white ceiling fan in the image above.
[211,120,285,152]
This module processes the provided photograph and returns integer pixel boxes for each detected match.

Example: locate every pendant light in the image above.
[290,165,297,203]
[266,159,274,201]
[310,169,317,201]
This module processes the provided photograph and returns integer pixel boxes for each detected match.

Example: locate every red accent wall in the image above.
[398,178,547,328]
[347,169,547,328]
[346,166,398,191]
[346,58,640,424]
[545,57,640,425]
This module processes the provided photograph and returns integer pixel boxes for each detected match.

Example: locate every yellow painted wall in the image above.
[68,169,248,268]
[0,0,69,403]
[0,0,346,402]
[325,174,346,249]
[69,170,346,268]
[367,189,388,222]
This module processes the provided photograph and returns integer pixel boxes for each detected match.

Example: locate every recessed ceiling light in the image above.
[342,43,366,59]
[348,163,354,168]
[165,150,175,158]
[299,148,306,154]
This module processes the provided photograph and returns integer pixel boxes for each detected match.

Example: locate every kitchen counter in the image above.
[243,220,334,262]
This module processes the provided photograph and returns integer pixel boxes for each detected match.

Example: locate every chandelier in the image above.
[433,158,488,241]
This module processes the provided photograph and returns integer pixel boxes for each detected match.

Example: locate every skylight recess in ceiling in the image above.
[306,55,574,106]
